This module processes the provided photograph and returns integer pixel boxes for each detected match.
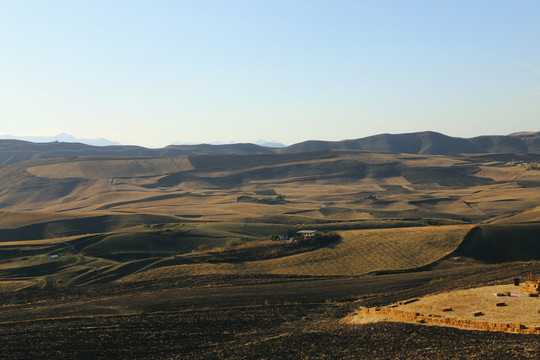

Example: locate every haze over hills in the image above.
[0,133,122,146]
[172,139,286,148]
[1,134,286,149]
[0,131,539,167]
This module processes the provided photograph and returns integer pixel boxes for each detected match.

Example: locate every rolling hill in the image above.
[280,131,540,155]
[2,131,540,167]
[1,131,540,287]
[0,149,539,225]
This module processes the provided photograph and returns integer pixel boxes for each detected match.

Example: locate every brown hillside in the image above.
[0,150,538,225]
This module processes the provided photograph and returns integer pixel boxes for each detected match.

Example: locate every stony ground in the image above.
[1,261,539,359]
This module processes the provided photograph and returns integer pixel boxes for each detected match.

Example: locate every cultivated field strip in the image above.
[2,150,540,223]
[124,225,472,279]
[27,156,195,179]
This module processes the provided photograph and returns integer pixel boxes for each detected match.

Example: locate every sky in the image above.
[1,0,539,148]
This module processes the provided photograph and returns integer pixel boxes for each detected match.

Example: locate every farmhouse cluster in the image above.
[272,230,322,241]
[506,159,539,170]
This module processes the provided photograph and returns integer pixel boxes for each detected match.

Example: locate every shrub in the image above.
[257,194,287,204]
[320,231,341,243]
[226,239,243,247]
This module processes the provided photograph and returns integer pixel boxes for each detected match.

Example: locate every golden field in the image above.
[0,150,539,285]
[121,225,472,280]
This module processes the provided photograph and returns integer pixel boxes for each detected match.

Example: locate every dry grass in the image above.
[347,284,540,330]
[474,165,525,182]
[400,284,540,326]
[121,225,472,280]
[2,151,540,287]
[492,205,540,224]
[1,151,540,225]
[0,234,87,247]
[27,156,194,179]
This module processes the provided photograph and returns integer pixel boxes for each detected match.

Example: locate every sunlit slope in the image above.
[3,222,539,285]
[27,156,194,179]
[0,151,539,223]
[122,225,472,279]
[491,205,540,223]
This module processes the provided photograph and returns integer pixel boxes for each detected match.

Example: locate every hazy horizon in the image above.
[1,1,539,147]
[2,129,540,149]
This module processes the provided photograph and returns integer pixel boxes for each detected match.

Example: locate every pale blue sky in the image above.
[1,0,539,147]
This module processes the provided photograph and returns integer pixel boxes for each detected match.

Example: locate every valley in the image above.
[0,142,539,358]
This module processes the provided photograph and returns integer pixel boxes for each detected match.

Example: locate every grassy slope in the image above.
[1,151,540,286]
[5,220,538,286]
[490,205,540,223]
[0,150,539,225]
[122,225,472,280]
[0,222,296,285]
[81,222,293,258]
[26,156,194,179]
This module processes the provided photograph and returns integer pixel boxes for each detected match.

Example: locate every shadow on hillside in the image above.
[455,224,540,263]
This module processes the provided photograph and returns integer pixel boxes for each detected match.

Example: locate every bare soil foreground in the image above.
[1,262,539,359]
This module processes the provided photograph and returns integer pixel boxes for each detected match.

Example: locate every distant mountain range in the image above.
[172,139,286,148]
[1,134,287,149]
[0,131,539,167]
[0,133,122,146]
